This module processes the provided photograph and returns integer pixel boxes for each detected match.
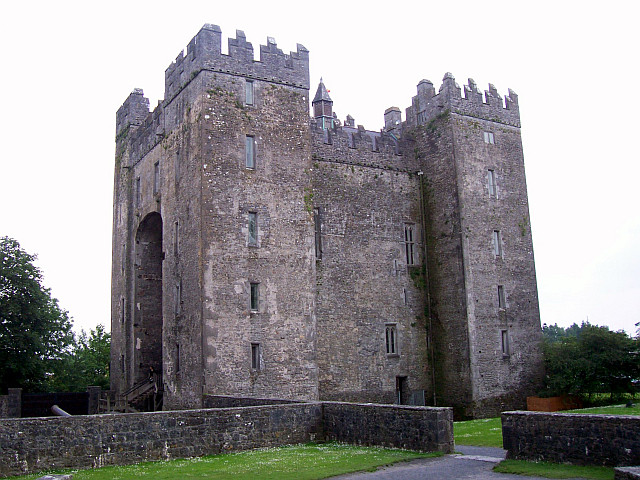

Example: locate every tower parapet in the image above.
[406,73,520,128]
[164,24,309,102]
[116,88,150,135]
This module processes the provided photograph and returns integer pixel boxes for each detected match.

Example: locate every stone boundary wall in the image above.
[0,402,453,477]
[202,395,300,408]
[502,411,640,466]
[323,402,454,453]
[616,466,640,480]
[0,396,7,418]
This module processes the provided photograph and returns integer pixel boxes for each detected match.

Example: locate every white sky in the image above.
[1,0,638,336]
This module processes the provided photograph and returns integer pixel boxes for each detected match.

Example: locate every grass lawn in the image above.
[565,404,640,415]
[494,460,614,480]
[3,443,441,480]
[453,416,503,447]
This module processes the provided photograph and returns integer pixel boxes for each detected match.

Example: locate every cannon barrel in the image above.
[51,404,71,417]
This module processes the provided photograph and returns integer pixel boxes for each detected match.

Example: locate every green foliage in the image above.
[47,325,111,391]
[540,322,640,398]
[0,237,74,394]
[6,443,439,480]
[494,460,614,479]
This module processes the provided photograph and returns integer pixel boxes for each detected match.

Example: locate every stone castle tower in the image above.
[111,24,543,418]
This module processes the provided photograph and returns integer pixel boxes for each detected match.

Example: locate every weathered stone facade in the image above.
[111,24,543,418]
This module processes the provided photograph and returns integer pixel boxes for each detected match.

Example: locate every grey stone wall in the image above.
[0,395,7,418]
[502,411,640,466]
[0,402,453,477]
[616,467,640,480]
[323,402,453,453]
[311,125,431,404]
[202,395,300,408]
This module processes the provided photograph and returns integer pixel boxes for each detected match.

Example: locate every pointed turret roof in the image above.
[312,78,332,104]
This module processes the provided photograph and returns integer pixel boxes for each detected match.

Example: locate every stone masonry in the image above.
[111,24,543,418]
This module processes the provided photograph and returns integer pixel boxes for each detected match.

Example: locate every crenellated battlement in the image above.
[310,118,418,173]
[116,88,150,135]
[406,73,520,128]
[164,24,309,102]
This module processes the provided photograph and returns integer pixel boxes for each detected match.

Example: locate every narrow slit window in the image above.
[248,212,258,246]
[176,343,181,373]
[174,221,179,256]
[493,230,503,258]
[121,297,125,323]
[484,131,495,144]
[498,285,506,308]
[488,169,497,196]
[135,177,141,206]
[245,80,254,105]
[386,324,398,355]
[251,343,261,370]
[245,135,255,169]
[501,330,510,356]
[250,282,259,312]
[153,162,160,195]
[175,281,182,316]
[404,224,415,265]
[314,207,322,259]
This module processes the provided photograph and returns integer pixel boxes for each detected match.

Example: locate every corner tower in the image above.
[111,25,315,410]
[407,74,543,417]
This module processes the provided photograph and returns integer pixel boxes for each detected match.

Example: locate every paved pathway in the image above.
[330,446,592,480]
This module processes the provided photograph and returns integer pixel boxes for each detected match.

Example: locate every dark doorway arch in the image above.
[134,212,163,386]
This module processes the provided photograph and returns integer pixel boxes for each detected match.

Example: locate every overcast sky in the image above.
[1,0,638,335]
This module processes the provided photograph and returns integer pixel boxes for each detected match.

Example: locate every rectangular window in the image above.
[250,282,259,312]
[251,343,261,370]
[501,330,510,356]
[245,135,255,169]
[174,151,180,185]
[404,224,415,265]
[484,131,495,144]
[135,177,141,206]
[153,162,160,195]
[385,324,398,355]
[121,297,125,323]
[176,343,181,373]
[314,208,322,259]
[245,80,254,105]
[120,354,125,374]
[498,285,506,308]
[493,230,503,258]
[402,288,407,305]
[487,169,497,196]
[248,212,258,246]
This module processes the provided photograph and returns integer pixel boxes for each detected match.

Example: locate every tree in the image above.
[0,237,75,393]
[541,322,640,399]
[47,325,111,391]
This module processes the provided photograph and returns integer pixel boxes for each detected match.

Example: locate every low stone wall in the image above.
[0,403,323,477]
[502,411,640,466]
[0,395,7,418]
[323,402,454,453]
[616,466,640,480]
[0,402,453,477]
[202,395,300,408]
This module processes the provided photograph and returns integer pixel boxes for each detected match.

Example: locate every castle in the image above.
[111,24,543,418]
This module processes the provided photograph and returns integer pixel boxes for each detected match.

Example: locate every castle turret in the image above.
[312,78,334,129]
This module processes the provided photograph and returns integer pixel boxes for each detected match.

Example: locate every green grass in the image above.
[3,443,441,480]
[565,404,640,415]
[494,459,614,480]
[453,417,503,447]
